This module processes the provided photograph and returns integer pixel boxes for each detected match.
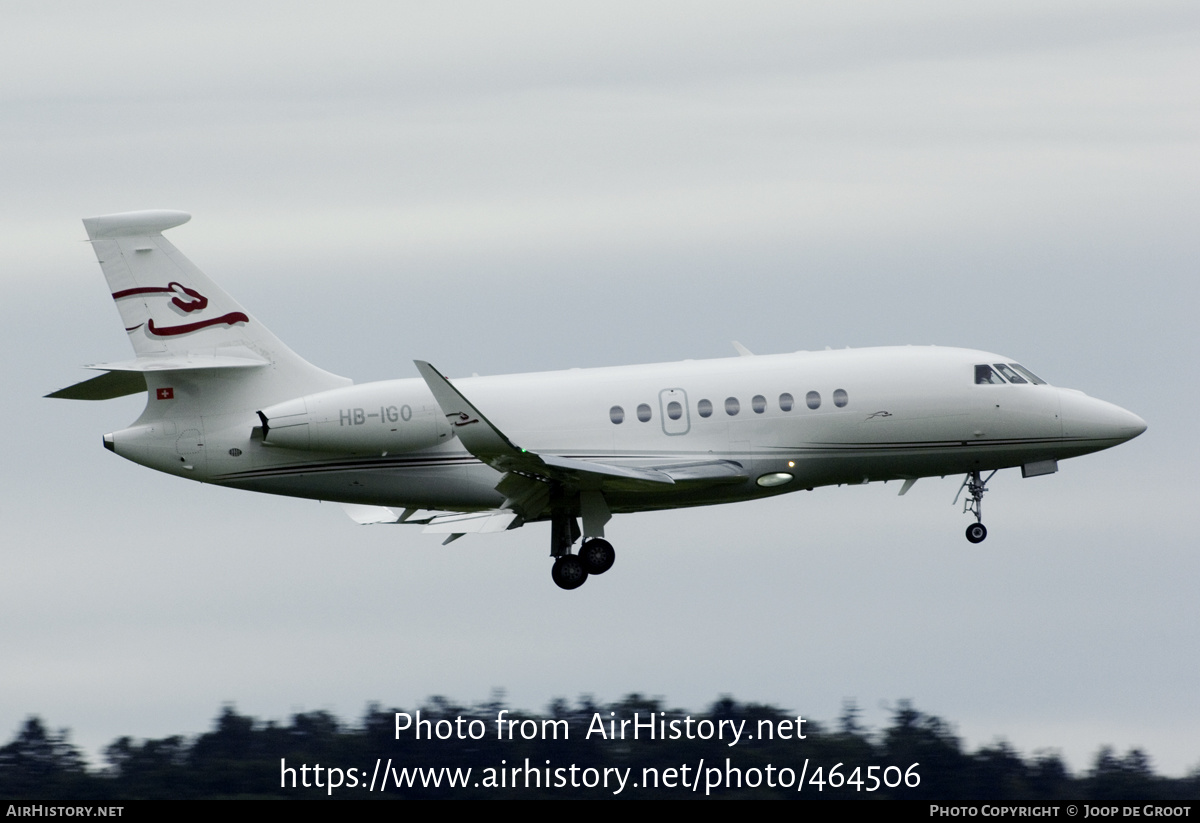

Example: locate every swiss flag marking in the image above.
[156,387,174,400]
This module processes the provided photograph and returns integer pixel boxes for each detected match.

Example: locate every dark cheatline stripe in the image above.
[216,437,1103,483]
[215,454,479,481]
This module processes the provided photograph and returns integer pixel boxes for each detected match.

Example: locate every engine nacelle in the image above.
[257,381,453,454]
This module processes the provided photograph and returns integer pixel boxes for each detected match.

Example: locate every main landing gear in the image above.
[579,538,616,574]
[955,469,996,544]
[551,554,588,590]
[551,539,616,590]
[548,489,616,590]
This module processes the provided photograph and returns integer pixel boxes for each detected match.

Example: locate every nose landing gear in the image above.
[955,469,996,544]
[965,522,988,544]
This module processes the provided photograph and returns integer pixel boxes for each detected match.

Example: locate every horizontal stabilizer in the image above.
[83,210,191,238]
[85,352,270,372]
[46,370,147,400]
[48,352,272,401]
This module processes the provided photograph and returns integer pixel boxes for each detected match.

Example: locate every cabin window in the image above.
[1010,363,1047,385]
[833,388,848,408]
[637,403,652,422]
[667,400,683,420]
[752,395,767,414]
[806,391,821,410]
[779,392,794,411]
[609,405,624,424]
[697,399,713,418]
[725,397,740,416]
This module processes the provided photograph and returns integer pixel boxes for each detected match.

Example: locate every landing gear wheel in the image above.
[551,555,589,590]
[956,469,996,545]
[579,539,616,575]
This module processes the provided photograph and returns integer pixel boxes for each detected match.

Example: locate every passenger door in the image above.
[658,388,690,436]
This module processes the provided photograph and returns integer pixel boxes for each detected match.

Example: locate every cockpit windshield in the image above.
[993,364,1026,383]
[1009,363,1047,384]
[974,363,1049,385]
[975,365,1005,384]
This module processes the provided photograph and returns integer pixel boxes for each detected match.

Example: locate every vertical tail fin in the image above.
[86,211,293,363]
[51,210,349,410]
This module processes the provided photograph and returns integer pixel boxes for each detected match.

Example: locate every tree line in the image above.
[2,695,1196,799]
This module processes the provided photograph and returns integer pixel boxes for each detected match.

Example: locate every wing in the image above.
[413,360,747,495]
[336,362,751,542]
[414,361,677,486]
[340,503,523,544]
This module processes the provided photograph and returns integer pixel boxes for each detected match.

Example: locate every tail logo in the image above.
[112,282,249,337]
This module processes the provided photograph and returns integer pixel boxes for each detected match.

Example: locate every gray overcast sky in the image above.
[3,1,1198,776]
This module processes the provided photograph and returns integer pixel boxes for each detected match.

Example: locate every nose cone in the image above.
[1058,389,1147,450]
[1125,410,1149,439]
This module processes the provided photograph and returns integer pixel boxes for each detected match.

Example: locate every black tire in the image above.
[579,538,616,575]
[551,555,589,590]
[965,523,988,544]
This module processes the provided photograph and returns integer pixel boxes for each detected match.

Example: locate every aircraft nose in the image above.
[1124,410,1148,439]
[1058,389,1147,444]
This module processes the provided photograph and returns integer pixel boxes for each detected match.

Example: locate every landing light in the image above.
[757,472,794,488]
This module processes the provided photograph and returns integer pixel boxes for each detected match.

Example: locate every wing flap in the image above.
[657,460,747,483]
[422,510,523,534]
[340,504,405,525]
[538,453,675,484]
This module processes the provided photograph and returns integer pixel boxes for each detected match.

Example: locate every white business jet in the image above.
[50,211,1147,590]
